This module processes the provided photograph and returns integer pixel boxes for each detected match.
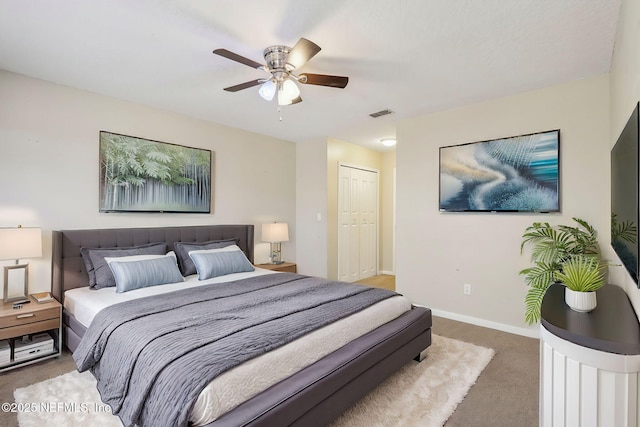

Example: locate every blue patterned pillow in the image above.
[107,252,184,293]
[189,246,254,280]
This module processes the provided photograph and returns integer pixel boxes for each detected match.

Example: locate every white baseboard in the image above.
[414,305,540,339]
[379,270,394,276]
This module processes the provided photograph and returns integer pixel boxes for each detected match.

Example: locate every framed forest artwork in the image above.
[99,131,212,213]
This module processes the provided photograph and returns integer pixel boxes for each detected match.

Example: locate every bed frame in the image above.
[51,224,432,427]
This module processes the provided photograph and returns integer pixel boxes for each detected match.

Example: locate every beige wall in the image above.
[295,138,328,278]
[381,151,396,274]
[326,138,383,280]
[0,70,296,297]
[609,0,640,317]
[396,75,610,335]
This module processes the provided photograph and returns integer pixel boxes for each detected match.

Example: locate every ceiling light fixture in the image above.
[258,80,276,101]
[277,79,300,106]
[380,138,397,147]
[214,38,349,111]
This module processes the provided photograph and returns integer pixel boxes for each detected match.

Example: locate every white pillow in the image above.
[188,245,241,255]
[104,251,177,264]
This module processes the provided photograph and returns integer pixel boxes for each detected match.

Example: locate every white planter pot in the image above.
[565,288,597,312]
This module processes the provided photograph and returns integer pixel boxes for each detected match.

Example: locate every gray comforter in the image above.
[73,273,397,427]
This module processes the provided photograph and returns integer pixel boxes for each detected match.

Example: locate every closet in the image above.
[338,164,378,282]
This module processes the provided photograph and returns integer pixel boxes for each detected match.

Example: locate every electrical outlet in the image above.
[463,283,472,295]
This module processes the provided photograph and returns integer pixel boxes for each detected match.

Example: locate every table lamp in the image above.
[262,222,289,264]
[0,225,42,302]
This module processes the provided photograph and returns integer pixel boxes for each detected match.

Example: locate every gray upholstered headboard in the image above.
[51,224,254,303]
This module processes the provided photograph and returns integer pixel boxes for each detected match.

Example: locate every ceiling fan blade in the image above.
[299,73,349,89]
[286,38,321,70]
[223,79,263,92]
[290,96,303,105]
[213,49,264,69]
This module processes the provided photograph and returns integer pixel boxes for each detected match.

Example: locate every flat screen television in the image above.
[439,130,560,212]
[611,102,639,287]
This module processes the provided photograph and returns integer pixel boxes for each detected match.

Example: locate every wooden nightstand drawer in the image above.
[0,318,60,341]
[1,307,60,328]
[273,264,296,273]
[256,262,297,273]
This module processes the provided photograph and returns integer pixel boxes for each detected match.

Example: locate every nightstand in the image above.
[256,262,297,273]
[0,298,62,372]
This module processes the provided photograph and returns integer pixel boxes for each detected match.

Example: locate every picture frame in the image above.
[3,264,28,303]
[99,131,212,213]
[439,129,560,212]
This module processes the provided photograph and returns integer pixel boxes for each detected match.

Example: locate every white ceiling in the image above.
[0,0,621,151]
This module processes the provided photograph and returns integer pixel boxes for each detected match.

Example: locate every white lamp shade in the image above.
[258,80,276,101]
[277,80,300,106]
[0,227,42,260]
[282,80,300,99]
[262,223,289,243]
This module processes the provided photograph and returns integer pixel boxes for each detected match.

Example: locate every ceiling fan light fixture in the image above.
[282,79,300,99]
[277,91,292,106]
[214,38,349,110]
[380,138,397,147]
[277,79,300,106]
[258,80,276,101]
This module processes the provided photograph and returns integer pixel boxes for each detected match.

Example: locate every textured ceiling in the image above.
[0,0,621,151]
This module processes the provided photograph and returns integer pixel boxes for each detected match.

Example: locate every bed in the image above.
[51,224,432,427]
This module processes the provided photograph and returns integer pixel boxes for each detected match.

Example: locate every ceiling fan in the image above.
[213,38,349,106]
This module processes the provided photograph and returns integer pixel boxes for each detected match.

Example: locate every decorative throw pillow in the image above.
[106,252,184,293]
[189,245,254,280]
[174,238,239,276]
[80,242,167,289]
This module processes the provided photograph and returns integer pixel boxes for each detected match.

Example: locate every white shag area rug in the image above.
[14,334,494,427]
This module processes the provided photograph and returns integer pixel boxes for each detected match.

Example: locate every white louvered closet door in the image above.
[338,164,378,282]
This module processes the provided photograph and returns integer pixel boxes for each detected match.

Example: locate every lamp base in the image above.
[269,242,283,265]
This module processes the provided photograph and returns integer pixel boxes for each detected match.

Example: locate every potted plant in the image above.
[519,217,600,324]
[555,255,606,312]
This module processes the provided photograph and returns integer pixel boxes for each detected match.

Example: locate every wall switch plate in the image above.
[463,284,472,295]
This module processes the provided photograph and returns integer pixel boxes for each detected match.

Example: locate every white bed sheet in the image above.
[191,294,410,425]
[64,270,411,425]
[64,268,276,328]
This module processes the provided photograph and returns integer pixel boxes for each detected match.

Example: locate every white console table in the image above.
[540,284,640,427]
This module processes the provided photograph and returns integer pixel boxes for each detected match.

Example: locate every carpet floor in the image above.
[12,335,492,427]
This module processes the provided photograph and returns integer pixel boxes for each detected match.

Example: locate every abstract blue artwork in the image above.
[439,130,559,212]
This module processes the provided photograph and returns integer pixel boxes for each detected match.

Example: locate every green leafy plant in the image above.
[554,255,606,292]
[519,217,600,324]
